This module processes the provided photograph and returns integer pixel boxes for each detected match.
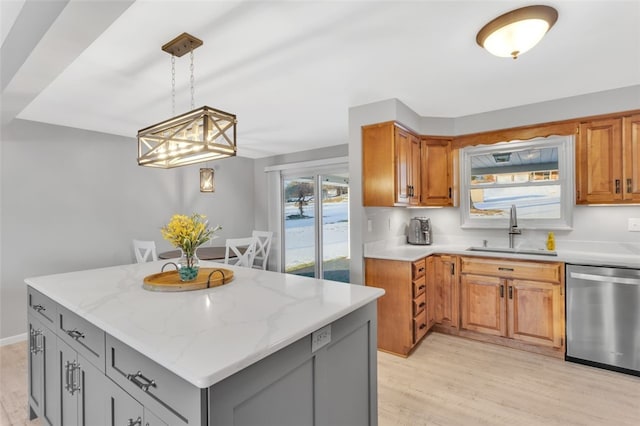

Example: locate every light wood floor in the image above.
[1,333,639,425]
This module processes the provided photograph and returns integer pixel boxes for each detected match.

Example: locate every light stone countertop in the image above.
[364,240,640,269]
[25,262,384,388]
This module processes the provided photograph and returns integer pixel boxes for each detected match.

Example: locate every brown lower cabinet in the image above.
[460,256,565,354]
[364,257,431,356]
[365,254,566,358]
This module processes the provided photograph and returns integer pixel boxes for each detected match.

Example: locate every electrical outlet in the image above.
[311,325,331,352]
[628,218,640,232]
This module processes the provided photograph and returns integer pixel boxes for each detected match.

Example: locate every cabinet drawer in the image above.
[28,287,57,327]
[413,292,426,316]
[412,275,426,298]
[106,334,204,426]
[58,306,105,372]
[412,259,426,279]
[460,257,562,283]
[413,310,428,343]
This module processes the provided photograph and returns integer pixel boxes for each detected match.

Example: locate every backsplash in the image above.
[364,205,640,248]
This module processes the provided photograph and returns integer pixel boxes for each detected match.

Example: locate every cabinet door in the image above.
[78,354,106,426]
[435,255,459,328]
[144,408,168,426]
[420,138,452,206]
[507,279,564,348]
[41,325,59,426]
[425,256,436,329]
[409,133,421,205]
[58,339,79,426]
[395,127,411,205]
[461,274,506,337]
[577,118,623,203]
[623,114,640,202]
[106,377,144,426]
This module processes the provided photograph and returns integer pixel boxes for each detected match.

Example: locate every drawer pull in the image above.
[418,267,425,272]
[418,285,425,290]
[65,328,86,340]
[498,267,514,272]
[419,323,426,330]
[32,304,45,313]
[419,302,426,308]
[127,417,142,426]
[127,370,157,392]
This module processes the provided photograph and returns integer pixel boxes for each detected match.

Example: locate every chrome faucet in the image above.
[508,204,521,248]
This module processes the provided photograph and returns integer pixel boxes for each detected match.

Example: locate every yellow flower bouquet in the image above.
[161,213,221,281]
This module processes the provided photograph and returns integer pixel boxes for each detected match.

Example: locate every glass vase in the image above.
[178,251,200,282]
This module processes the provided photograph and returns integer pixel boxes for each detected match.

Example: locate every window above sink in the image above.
[460,135,575,230]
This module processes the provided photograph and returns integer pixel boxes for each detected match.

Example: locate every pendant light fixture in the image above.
[476,5,558,59]
[137,33,237,168]
[200,167,215,192]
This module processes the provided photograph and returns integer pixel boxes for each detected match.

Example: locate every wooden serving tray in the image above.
[143,267,234,292]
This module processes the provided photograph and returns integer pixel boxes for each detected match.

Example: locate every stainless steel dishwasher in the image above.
[566,264,640,376]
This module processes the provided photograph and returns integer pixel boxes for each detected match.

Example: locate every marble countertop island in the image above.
[25,261,384,388]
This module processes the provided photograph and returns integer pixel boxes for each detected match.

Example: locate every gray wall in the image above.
[0,119,255,340]
[349,86,640,285]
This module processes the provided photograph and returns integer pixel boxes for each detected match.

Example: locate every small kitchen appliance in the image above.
[407,217,432,245]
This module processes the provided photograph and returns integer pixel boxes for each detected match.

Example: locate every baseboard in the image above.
[0,333,27,347]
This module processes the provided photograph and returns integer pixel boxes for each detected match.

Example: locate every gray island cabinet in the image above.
[26,261,384,426]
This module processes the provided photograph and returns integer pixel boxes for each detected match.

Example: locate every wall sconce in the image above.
[200,168,215,193]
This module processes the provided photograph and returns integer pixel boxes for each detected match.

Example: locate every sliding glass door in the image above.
[282,170,349,283]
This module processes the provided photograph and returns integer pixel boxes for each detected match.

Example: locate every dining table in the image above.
[158,246,230,260]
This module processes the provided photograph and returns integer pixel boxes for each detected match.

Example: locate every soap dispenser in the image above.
[546,232,556,251]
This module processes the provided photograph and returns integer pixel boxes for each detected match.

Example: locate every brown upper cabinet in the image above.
[362,122,420,206]
[420,137,453,206]
[576,113,640,203]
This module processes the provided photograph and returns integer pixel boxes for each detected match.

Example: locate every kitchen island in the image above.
[26,261,384,426]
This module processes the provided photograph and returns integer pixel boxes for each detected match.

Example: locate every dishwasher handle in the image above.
[569,272,640,286]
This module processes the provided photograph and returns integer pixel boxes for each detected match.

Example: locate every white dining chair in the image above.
[224,237,258,268]
[251,231,273,270]
[133,240,158,263]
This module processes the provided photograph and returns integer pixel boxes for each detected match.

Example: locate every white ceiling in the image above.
[3,0,640,158]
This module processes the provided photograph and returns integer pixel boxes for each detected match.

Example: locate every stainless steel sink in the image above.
[466,246,557,256]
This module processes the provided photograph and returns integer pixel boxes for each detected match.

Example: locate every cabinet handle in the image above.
[628,178,633,193]
[29,329,43,354]
[450,264,455,275]
[500,284,504,298]
[32,304,45,313]
[418,285,425,290]
[419,302,426,308]
[65,361,81,395]
[448,187,452,199]
[419,323,426,330]
[127,417,142,426]
[508,286,513,299]
[64,328,85,340]
[498,267,514,272]
[127,370,157,392]
[615,179,621,194]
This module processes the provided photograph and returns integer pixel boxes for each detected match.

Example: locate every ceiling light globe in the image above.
[477,5,558,59]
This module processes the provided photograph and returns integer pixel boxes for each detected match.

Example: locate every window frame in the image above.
[459,135,575,230]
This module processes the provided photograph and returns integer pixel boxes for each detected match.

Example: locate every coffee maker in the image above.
[407,217,432,245]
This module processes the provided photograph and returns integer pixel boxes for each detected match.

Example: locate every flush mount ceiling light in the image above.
[476,5,558,59]
[137,33,237,168]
